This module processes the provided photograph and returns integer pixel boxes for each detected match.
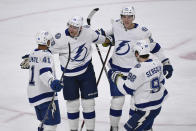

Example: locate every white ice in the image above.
[0,0,196,131]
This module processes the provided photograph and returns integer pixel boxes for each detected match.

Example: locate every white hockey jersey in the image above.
[28,49,57,106]
[117,59,168,111]
[50,25,106,76]
[106,20,167,74]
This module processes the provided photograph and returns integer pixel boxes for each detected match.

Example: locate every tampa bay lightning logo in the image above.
[115,40,130,55]
[71,43,88,61]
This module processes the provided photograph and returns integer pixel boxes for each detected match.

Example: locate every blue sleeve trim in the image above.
[135,90,168,108]
[67,112,80,120]
[95,28,106,36]
[92,35,99,43]
[100,28,106,36]
[29,92,56,103]
[161,58,169,63]
[83,111,95,119]
[150,43,161,54]
[22,54,29,59]
[95,30,99,34]
[123,84,135,96]
[109,59,131,72]
[40,67,52,75]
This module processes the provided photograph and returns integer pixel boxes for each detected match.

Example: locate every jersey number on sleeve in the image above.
[29,66,35,85]
[127,72,136,82]
[150,77,160,93]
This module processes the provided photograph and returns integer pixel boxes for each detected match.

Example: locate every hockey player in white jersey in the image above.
[27,31,64,131]
[108,40,168,131]
[97,6,173,131]
[49,16,113,131]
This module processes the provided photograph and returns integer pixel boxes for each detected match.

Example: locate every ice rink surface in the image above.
[0,0,196,130]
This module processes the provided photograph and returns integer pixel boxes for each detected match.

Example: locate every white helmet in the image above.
[134,40,150,56]
[120,6,135,16]
[67,16,83,28]
[35,31,53,47]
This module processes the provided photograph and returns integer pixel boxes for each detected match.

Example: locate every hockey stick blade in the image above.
[87,8,99,25]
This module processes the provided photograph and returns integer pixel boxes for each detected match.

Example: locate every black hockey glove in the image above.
[162,58,173,79]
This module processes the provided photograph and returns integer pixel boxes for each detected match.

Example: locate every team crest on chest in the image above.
[115,40,130,55]
[71,43,88,61]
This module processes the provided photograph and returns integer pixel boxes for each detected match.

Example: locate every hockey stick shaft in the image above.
[87,8,109,80]
[96,45,112,86]
[80,8,101,131]
[40,93,56,130]
[40,43,71,130]
[95,43,109,78]
[60,43,71,83]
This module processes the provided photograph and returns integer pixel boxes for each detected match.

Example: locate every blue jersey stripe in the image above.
[135,90,168,108]
[123,83,135,96]
[29,92,55,103]
[109,59,131,72]
[40,67,52,75]
[61,60,91,73]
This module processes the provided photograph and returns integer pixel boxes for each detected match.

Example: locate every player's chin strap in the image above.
[40,43,71,131]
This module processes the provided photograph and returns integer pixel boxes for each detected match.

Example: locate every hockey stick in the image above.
[87,8,99,25]
[40,43,71,131]
[96,45,112,86]
[79,45,111,130]
[87,8,109,82]
[40,93,56,131]
[60,42,71,84]
[80,8,103,131]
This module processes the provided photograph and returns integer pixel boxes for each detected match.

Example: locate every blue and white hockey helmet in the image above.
[35,31,53,47]
[67,16,83,28]
[120,6,135,16]
[134,40,150,56]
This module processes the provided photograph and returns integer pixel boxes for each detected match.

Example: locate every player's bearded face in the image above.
[68,25,80,37]
[121,15,134,29]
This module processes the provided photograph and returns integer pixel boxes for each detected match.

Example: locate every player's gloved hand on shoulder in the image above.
[108,69,123,84]
[162,58,173,79]
[102,35,115,47]
[108,69,124,96]
[20,54,30,69]
[50,79,64,92]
